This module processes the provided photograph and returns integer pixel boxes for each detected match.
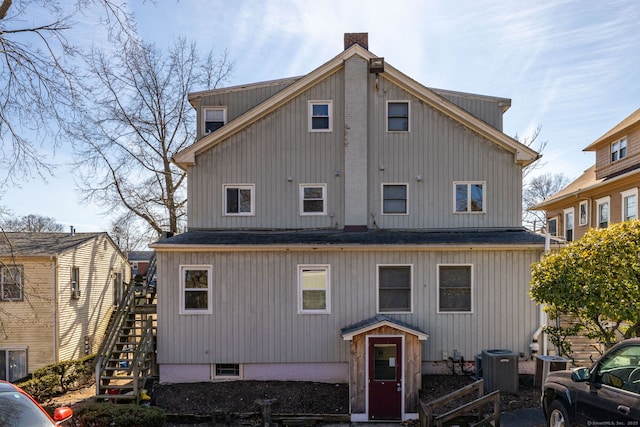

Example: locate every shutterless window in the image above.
[204,107,226,134]
[298,265,330,314]
[1,265,22,301]
[387,101,409,132]
[579,201,588,226]
[611,137,627,162]
[0,349,27,382]
[214,363,241,379]
[564,209,574,242]
[547,218,557,236]
[455,182,484,213]
[224,184,254,215]
[596,197,610,228]
[382,184,407,214]
[378,265,411,313]
[438,265,472,313]
[180,265,212,314]
[309,101,332,131]
[300,184,326,215]
[621,189,638,222]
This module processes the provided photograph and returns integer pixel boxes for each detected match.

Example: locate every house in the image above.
[0,231,130,381]
[151,33,552,421]
[534,108,640,241]
[128,250,154,279]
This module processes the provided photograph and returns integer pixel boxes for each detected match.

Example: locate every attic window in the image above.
[611,137,627,162]
[204,107,226,135]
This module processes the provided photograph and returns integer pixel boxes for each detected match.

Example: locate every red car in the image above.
[0,380,73,426]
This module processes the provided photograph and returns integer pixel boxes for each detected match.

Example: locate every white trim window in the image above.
[308,101,332,132]
[203,107,226,135]
[212,363,243,380]
[386,101,410,132]
[438,264,473,313]
[579,200,588,226]
[0,265,22,301]
[180,265,212,315]
[382,183,408,215]
[596,196,610,228]
[223,184,255,216]
[454,182,485,213]
[298,265,330,314]
[564,208,574,242]
[611,137,627,162]
[300,184,327,215]
[377,265,412,313]
[621,188,638,222]
[0,348,27,381]
[547,217,558,237]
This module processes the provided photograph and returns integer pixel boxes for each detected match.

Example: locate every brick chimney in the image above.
[344,32,368,50]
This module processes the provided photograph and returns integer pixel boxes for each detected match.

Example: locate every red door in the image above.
[368,336,402,420]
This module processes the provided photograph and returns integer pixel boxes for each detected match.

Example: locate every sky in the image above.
[2,0,639,232]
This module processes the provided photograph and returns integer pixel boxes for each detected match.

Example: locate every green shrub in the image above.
[73,403,165,427]
[17,373,60,402]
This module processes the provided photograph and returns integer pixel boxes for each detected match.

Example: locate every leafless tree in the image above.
[516,125,548,180]
[523,172,570,231]
[68,37,233,238]
[110,211,155,253]
[2,214,64,232]
[0,0,135,186]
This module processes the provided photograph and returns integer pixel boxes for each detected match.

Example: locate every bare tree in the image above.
[0,0,135,185]
[523,172,570,231]
[2,214,64,232]
[110,211,155,253]
[516,125,547,180]
[68,37,233,238]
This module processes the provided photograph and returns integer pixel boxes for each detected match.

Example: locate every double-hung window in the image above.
[596,197,610,228]
[203,107,226,134]
[300,184,326,215]
[0,348,27,381]
[298,265,330,314]
[224,184,254,216]
[564,208,574,242]
[579,200,588,226]
[309,101,332,131]
[547,217,558,237]
[438,265,472,313]
[611,137,627,162]
[382,184,408,214]
[378,265,412,313]
[621,188,638,222]
[1,265,22,301]
[180,265,212,314]
[387,101,409,132]
[454,182,485,213]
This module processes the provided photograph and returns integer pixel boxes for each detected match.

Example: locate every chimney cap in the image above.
[344,32,369,50]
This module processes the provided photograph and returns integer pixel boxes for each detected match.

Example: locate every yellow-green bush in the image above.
[72,403,165,427]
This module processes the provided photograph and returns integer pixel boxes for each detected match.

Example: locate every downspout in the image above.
[51,256,59,364]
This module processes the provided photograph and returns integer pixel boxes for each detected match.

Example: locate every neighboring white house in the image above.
[151,33,552,421]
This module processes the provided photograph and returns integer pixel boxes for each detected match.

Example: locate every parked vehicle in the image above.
[0,380,73,426]
[542,338,640,426]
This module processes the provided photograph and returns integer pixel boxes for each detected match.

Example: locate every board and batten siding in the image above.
[156,248,541,367]
[0,256,55,373]
[56,235,129,362]
[188,70,346,230]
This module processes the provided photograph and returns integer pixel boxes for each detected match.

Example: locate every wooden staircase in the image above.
[95,256,157,403]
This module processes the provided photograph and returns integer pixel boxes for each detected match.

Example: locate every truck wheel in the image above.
[547,400,570,427]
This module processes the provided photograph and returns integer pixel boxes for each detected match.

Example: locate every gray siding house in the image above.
[152,33,548,421]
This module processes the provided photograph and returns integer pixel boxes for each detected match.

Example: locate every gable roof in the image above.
[173,44,539,170]
[0,232,118,258]
[341,314,429,340]
[584,108,640,151]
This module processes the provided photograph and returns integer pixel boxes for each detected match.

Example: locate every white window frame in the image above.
[381,183,409,215]
[547,217,558,237]
[564,208,574,242]
[596,196,610,228]
[386,101,410,132]
[299,184,327,216]
[223,184,255,216]
[0,265,22,301]
[578,200,588,226]
[0,348,27,382]
[212,363,243,380]
[297,265,331,314]
[179,265,213,315]
[453,181,486,214]
[377,264,413,314]
[308,101,332,132]
[621,188,638,222]
[437,264,473,314]
[203,107,227,135]
[611,137,627,162]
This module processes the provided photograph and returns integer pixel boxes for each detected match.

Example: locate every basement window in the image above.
[213,363,242,379]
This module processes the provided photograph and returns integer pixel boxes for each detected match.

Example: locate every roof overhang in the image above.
[341,314,429,341]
